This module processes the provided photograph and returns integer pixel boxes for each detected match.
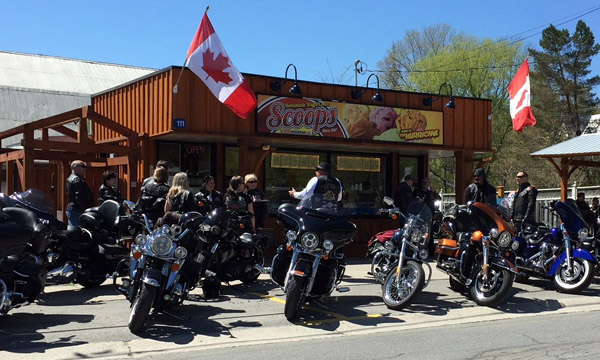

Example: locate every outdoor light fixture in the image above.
[423,82,456,109]
[270,64,302,95]
[351,73,383,102]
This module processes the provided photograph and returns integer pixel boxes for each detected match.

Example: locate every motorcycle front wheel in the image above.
[553,258,594,294]
[470,266,514,307]
[128,283,157,333]
[284,276,305,321]
[382,261,425,310]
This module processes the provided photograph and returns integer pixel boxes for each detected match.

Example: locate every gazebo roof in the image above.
[531,115,600,158]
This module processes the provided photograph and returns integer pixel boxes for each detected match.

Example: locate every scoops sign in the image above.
[256,95,444,145]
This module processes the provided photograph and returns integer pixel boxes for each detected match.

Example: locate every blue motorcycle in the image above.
[514,199,596,293]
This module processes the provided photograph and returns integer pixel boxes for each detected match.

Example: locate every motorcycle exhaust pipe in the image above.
[254,263,271,274]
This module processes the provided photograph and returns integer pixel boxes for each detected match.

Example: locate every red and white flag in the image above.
[507,58,537,132]
[185,12,257,119]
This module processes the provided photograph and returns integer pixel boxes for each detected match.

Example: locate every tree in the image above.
[529,20,600,136]
[378,24,459,91]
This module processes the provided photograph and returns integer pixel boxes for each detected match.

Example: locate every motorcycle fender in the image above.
[289,260,311,278]
[489,257,520,275]
[142,267,162,287]
[548,249,596,276]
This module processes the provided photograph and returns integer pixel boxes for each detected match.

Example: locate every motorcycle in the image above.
[435,201,519,306]
[514,199,596,293]
[52,199,146,287]
[269,203,356,320]
[194,208,267,287]
[0,206,50,315]
[119,206,206,332]
[370,197,431,310]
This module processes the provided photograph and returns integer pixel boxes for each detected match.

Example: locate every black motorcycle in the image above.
[195,208,267,289]
[0,206,50,315]
[53,200,146,287]
[119,209,206,332]
[270,203,356,320]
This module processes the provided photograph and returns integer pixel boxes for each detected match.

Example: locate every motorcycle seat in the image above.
[80,200,121,230]
[64,225,95,251]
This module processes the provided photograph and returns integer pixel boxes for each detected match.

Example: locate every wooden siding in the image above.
[92,67,493,153]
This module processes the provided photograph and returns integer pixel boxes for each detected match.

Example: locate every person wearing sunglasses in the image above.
[463,167,497,207]
[509,171,538,231]
[245,173,267,230]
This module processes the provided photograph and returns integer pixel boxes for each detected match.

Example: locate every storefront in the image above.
[92,67,492,255]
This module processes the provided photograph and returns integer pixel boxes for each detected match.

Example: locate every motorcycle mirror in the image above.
[383,196,394,206]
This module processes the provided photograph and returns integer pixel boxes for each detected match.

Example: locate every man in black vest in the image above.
[289,162,343,214]
[66,160,94,226]
[510,171,538,231]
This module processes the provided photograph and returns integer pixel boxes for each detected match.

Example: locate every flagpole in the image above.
[173,6,210,94]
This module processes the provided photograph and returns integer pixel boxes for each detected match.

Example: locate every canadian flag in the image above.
[185,12,257,119]
[507,58,537,132]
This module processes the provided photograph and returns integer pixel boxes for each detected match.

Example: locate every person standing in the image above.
[66,160,94,226]
[414,177,441,257]
[98,171,124,206]
[575,192,590,214]
[393,174,415,214]
[591,197,599,219]
[509,171,538,231]
[194,175,224,215]
[141,160,168,188]
[225,175,255,230]
[244,173,268,230]
[463,168,497,207]
[164,172,197,214]
[289,162,343,214]
[137,167,170,225]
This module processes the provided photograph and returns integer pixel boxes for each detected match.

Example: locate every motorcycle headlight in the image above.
[490,228,500,238]
[151,235,173,256]
[498,231,512,248]
[300,232,319,250]
[323,240,334,252]
[210,225,221,236]
[511,240,520,251]
[410,230,423,243]
[135,234,147,246]
[286,230,298,242]
[578,228,589,241]
[174,246,188,259]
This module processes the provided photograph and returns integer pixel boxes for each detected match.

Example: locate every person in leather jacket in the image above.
[66,160,94,226]
[393,174,415,214]
[98,171,124,206]
[225,175,255,230]
[136,167,170,225]
[509,171,538,231]
[194,175,224,215]
[463,168,497,206]
[289,162,343,214]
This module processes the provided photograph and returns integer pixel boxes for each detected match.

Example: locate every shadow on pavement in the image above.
[0,313,94,353]
[38,283,119,306]
[292,294,404,331]
[404,290,466,315]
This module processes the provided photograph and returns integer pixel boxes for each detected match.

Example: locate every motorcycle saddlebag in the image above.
[435,238,459,257]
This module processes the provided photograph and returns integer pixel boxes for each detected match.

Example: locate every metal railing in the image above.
[439,183,600,228]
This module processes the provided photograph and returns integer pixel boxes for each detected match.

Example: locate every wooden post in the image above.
[455,150,474,204]
[560,157,569,201]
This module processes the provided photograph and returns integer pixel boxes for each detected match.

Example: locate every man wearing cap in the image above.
[289,162,344,214]
[463,168,496,207]
[66,160,94,226]
[394,174,416,214]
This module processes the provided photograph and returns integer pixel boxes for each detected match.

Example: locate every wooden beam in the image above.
[51,125,79,139]
[0,150,25,162]
[107,156,129,166]
[86,108,138,138]
[95,136,128,145]
[30,139,129,155]
[570,159,600,168]
[15,159,24,191]
[559,158,569,201]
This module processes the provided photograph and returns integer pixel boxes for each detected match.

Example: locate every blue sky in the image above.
[2,1,600,90]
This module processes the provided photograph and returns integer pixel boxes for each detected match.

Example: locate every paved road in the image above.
[2,259,600,359]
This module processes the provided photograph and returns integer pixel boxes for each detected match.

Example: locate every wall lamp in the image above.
[423,82,456,109]
[270,63,302,95]
[351,73,383,102]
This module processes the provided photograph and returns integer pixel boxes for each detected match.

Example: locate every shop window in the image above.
[224,146,239,189]
[157,142,181,175]
[182,143,211,193]
[332,154,386,216]
[265,151,325,215]
[399,157,419,183]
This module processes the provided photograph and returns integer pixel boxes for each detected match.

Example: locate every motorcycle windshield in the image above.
[12,188,55,214]
[554,200,587,234]
[406,201,432,224]
[467,203,502,235]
